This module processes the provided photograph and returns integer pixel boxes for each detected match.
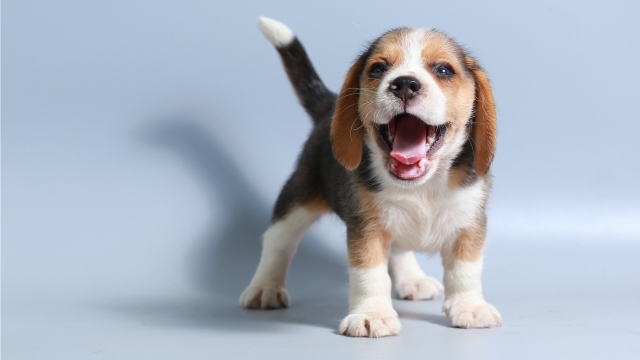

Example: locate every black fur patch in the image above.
[355,145,382,192]
[451,122,479,187]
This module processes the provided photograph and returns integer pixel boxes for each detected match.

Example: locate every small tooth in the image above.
[427,126,437,144]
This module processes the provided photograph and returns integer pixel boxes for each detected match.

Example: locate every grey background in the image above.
[2,0,639,359]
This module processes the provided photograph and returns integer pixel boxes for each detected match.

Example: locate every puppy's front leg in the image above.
[340,224,401,338]
[441,227,502,328]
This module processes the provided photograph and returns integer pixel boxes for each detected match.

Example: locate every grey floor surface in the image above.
[4,240,639,359]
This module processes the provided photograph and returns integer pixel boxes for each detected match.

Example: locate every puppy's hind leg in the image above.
[240,198,327,309]
[389,250,444,301]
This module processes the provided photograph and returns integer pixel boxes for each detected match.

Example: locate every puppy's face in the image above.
[332,28,496,187]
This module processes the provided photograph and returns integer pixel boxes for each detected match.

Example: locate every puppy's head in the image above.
[331,28,496,186]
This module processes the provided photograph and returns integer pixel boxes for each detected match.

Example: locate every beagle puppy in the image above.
[240,17,501,337]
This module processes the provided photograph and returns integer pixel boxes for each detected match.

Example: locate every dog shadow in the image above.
[119,118,449,332]
[124,118,348,331]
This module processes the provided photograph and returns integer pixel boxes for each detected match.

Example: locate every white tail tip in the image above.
[259,16,295,47]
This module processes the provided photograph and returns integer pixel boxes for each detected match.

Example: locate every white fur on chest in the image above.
[375,176,486,253]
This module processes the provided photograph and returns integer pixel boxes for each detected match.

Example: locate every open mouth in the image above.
[375,114,449,181]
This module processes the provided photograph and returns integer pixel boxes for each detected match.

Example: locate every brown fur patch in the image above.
[466,57,497,177]
[331,57,366,170]
[453,225,486,262]
[365,30,404,74]
[420,33,461,68]
[347,190,391,269]
[301,195,331,213]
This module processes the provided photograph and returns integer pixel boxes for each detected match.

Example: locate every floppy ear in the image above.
[331,57,366,170]
[467,58,497,177]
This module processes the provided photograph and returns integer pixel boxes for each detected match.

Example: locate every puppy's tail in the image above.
[259,17,336,125]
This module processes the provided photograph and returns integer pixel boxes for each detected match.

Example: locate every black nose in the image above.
[390,76,421,100]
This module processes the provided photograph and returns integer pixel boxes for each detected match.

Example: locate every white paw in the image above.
[394,275,444,300]
[339,312,401,338]
[443,296,502,329]
[239,285,290,309]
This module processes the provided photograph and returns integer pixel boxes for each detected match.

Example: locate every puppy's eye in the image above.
[434,64,455,77]
[369,63,388,79]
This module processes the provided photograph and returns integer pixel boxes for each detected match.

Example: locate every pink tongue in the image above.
[390,115,427,165]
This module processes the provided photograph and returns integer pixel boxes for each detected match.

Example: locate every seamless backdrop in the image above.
[3,1,640,359]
